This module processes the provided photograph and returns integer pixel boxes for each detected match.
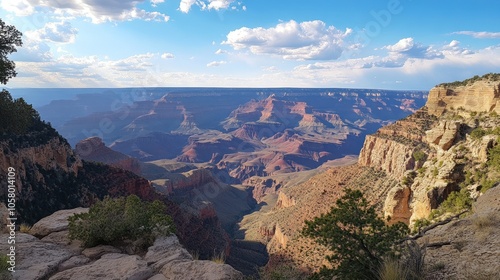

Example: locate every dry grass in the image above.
[19,223,32,233]
[190,251,200,260]
[473,212,499,230]
[211,251,225,264]
[378,258,408,280]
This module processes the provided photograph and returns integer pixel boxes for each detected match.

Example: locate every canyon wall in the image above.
[359,75,500,224]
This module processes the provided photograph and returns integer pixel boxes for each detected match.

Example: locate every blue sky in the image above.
[1,0,499,89]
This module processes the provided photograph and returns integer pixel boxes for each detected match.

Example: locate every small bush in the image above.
[0,255,9,271]
[440,189,472,214]
[19,223,32,233]
[378,258,408,280]
[474,212,499,229]
[68,195,175,248]
[211,251,225,264]
[487,142,500,171]
[470,128,486,140]
[412,150,426,162]
[412,218,431,234]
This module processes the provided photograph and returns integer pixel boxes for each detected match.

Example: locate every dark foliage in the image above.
[0,18,22,85]
[302,189,409,280]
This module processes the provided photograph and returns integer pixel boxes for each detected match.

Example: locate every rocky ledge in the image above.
[0,208,243,280]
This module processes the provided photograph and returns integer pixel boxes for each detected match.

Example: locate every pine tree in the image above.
[302,188,409,280]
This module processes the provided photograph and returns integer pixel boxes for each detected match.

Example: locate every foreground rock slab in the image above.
[29,208,88,237]
[49,253,154,280]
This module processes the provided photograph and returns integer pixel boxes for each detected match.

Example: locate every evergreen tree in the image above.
[302,188,409,280]
[0,18,22,85]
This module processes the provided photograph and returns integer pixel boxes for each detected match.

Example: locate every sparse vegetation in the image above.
[438,73,500,87]
[411,218,431,234]
[68,195,175,249]
[402,171,417,187]
[430,189,472,220]
[211,251,226,264]
[470,127,487,140]
[412,150,426,162]
[430,262,446,271]
[19,223,32,233]
[473,212,499,230]
[0,255,11,280]
[377,258,407,280]
[259,264,306,280]
[302,189,409,280]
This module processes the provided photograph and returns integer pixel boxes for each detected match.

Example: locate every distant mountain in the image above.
[33,88,427,184]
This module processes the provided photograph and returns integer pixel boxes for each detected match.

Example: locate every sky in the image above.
[1,0,499,90]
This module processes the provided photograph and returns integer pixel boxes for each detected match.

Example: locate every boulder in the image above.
[82,245,121,259]
[144,235,192,269]
[49,253,154,280]
[29,208,88,237]
[160,260,243,280]
[58,255,90,271]
[425,121,460,150]
[0,233,77,280]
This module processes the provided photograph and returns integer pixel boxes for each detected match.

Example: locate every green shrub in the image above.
[487,141,500,171]
[69,195,175,248]
[302,189,409,280]
[470,128,486,140]
[412,150,426,162]
[439,189,472,214]
[412,218,431,234]
[0,255,9,272]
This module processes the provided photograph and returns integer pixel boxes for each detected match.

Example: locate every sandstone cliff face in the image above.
[359,135,416,180]
[360,77,500,225]
[275,191,296,209]
[0,137,81,188]
[427,80,500,116]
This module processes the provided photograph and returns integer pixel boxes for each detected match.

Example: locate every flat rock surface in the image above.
[0,233,77,280]
[82,245,121,259]
[161,260,243,280]
[29,208,88,237]
[49,253,154,280]
[419,187,500,280]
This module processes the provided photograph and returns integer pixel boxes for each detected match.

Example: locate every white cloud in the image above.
[207,0,234,10]
[179,0,240,13]
[27,21,78,43]
[161,52,175,59]
[5,0,169,23]
[442,40,474,56]
[179,0,196,13]
[0,0,34,16]
[453,31,500,39]
[103,53,155,72]
[150,0,165,6]
[207,60,227,67]
[11,38,53,62]
[384,37,443,59]
[215,49,227,55]
[223,20,351,60]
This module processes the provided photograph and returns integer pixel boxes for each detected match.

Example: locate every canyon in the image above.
[3,76,500,278]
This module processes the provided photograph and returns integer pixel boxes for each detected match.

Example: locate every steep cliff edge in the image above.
[359,73,500,225]
[0,119,231,261]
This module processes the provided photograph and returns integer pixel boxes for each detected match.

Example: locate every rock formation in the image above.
[75,137,141,174]
[359,74,500,224]
[0,208,243,280]
[427,78,500,116]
